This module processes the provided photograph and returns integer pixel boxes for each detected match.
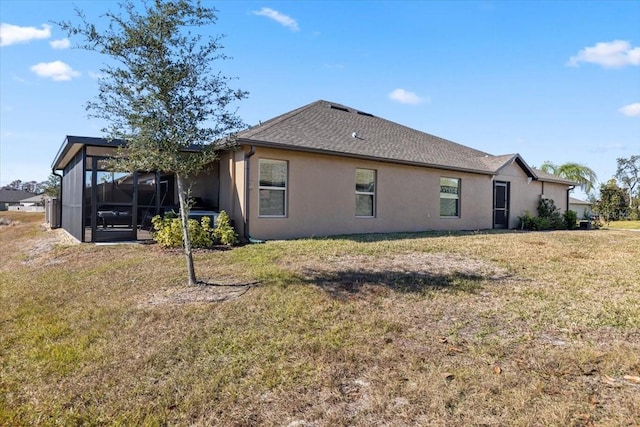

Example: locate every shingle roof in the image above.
[20,194,46,204]
[569,197,591,205]
[234,100,576,184]
[532,168,579,185]
[0,187,37,203]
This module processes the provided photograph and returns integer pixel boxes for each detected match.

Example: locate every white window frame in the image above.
[259,158,287,217]
[440,177,460,218]
[355,168,376,218]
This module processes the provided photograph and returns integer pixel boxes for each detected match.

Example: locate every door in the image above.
[90,158,138,242]
[493,181,510,229]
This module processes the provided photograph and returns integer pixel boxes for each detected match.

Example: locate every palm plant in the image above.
[540,161,598,194]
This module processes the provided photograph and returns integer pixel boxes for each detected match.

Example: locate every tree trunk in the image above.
[176,173,197,286]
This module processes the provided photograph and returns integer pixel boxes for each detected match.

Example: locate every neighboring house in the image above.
[9,194,46,212]
[569,197,592,219]
[0,187,37,211]
[51,100,576,243]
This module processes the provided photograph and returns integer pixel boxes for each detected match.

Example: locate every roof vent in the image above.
[357,111,373,117]
[330,105,349,113]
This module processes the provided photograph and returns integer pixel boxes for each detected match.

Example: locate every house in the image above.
[9,194,46,212]
[569,197,592,220]
[0,187,37,211]
[51,100,576,243]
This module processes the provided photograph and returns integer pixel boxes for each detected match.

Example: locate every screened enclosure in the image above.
[54,137,179,242]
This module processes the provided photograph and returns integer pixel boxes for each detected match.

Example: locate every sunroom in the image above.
[51,136,219,243]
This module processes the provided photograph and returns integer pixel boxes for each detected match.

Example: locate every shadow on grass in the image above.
[299,268,490,299]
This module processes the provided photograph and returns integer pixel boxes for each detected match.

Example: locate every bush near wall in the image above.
[518,198,577,231]
[151,210,238,248]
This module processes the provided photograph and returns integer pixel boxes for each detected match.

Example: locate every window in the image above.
[440,177,460,217]
[259,159,287,216]
[355,168,376,217]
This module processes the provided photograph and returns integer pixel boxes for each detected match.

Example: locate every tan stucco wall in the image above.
[182,165,219,209]
[494,162,571,228]
[217,150,248,237]
[541,182,570,213]
[235,147,498,240]
[160,148,572,240]
[495,162,540,229]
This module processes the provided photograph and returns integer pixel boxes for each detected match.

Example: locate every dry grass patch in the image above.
[1,215,639,426]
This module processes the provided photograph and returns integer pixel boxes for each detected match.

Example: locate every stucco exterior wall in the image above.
[541,182,570,213]
[183,166,219,209]
[494,162,571,229]
[495,162,540,229]
[217,149,247,237]
[237,147,496,240]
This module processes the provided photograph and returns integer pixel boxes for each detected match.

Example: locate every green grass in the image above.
[607,220,640,230]
[1,212,640,426]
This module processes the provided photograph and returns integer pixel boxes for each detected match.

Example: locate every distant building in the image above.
[569,197,592,219]
[0,187,37,211]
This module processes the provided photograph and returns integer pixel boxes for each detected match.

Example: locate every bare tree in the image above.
[616,155,639,215]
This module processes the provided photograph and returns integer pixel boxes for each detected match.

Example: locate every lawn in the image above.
[607,220,640,230]
[1,212,639,426]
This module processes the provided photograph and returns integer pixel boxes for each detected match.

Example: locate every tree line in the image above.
[3,176,60,197]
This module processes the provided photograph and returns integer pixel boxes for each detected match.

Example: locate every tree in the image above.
[59,0,248,285]
[7,180,22,190]
[540,161,598,194]
[21,180,39,193]
[594,179,628,224]
[42,174,61,198]
[4,179,43,193]
[615,155,640,219]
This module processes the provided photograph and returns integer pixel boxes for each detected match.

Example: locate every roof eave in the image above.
[52,135,207,171]
[51,135,127,171]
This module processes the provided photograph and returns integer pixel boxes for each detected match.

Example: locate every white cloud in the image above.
[619,102,640,117]
[49,38,70,49]
[388,88,428,105]
[252,8,299,32]
[0,23,51,46]
[30,61,80,81]
[567,40,640,68]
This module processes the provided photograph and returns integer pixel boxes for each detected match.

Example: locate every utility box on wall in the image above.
[45,197,61,228]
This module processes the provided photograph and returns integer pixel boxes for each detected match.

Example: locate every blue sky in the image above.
[1,1,639,198]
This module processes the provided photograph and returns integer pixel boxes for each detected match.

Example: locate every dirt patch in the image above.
[0,217,18,226]
[141,283,255,307]
[20,225,79,266]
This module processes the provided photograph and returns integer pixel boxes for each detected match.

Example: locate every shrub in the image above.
[518,198,572,231]
[537,198,564,229]
[517,211,536,230]
[213,210,238,246]
[151,212,214,249]
[563,210,578,230]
